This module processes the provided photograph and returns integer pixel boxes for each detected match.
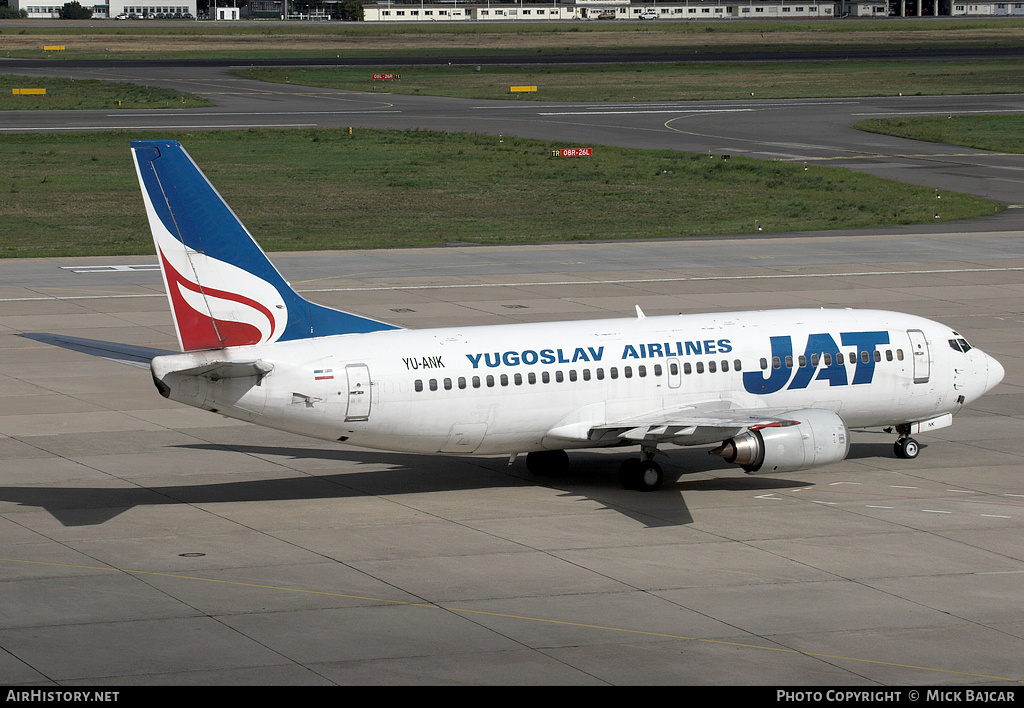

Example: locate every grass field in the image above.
[0,129,999,258]
[1,18,1023,60]
[856,114,1024,153]
[0,74,211,110]
[242,59,1024,102]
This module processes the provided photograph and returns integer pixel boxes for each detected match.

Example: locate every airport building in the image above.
[11,0,198,18]
[10,0,1023,18]
[361,0,1024,20]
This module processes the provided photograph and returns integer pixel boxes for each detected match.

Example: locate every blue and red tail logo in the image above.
[131,140,398,352]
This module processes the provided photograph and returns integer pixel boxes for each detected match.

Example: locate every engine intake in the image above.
[710,409,850,474]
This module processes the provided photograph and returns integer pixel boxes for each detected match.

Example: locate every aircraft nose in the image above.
[986,353,1005,393]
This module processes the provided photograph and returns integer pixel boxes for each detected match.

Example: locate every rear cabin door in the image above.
[345,364,372,421]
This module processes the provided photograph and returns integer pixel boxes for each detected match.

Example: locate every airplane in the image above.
[131,139,1005,492]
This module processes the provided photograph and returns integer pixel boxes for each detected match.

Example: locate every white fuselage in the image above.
[150,308,1002,457]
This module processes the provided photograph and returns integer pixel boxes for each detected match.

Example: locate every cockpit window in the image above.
[948,338,973,353]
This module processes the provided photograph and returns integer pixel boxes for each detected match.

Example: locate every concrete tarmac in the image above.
[0,63,1022,685]
[2,231,1023,685]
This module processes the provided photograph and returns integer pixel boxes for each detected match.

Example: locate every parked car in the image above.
[639,10,659,19]
[597,11,616,19]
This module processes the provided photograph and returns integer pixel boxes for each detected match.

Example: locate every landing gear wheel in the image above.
[618,458,663,492]
[526,449,570,477]
[618,458,642,490]
[894,437,919,460]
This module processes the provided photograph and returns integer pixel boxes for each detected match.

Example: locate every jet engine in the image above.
[709,409,850,474]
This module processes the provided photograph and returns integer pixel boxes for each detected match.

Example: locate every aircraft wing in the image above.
[545,402,804,447]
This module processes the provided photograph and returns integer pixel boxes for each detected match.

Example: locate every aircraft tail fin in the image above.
[130,139,398,352]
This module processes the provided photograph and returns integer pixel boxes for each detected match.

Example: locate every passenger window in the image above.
[823,353,832,366]
[596,368,605,380]
[734,359,742,372]
[897,349,904,361]
[772,356,781,370]
[458,377,466,389]
[429,379,438,391]
[473,376,481,388]
[528,372,537,384]
[810,353,819,367]
[837,353,844,365]
[873,351,881,363]
[443,378,452,390]
[555,371,564,383]
[721,360,729,372]
[760,357,768,370]
[624,366,633,379]
[569,370,577,382]
[415,379,423,392]
[784,355,793,369]
[542,371,550,384]
[583,369,591,381]
[670,362,679,376]
[514,373,523,385]
[654,364,662,376]
[684,362,692,375]
[798,355,806,368]
[885,350,893,362]
[638,366,646,377]
[610,367,618,380]
[486,375,495,387]
[708,361,717,373]
[696,362,704,374]
[500,374,509,386]
[861,351,870,364]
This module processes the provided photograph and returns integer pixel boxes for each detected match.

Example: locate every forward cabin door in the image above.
[345,364,372,421]
[907,329,930,384]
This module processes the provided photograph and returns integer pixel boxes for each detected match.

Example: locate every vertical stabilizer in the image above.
[131,140,398,352]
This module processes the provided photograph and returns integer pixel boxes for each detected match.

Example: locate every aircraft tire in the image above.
[636,461,664,492]
[619,458,663,491]
[618,458,643,490]
[894,437,920,459]
[526,449,570,477]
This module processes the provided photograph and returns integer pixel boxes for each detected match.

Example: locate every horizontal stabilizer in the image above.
[20,333,173,369]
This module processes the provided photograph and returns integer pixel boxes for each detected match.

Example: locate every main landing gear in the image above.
[524,448,664,492]
[617,448,664,492]
[525,449,570,477]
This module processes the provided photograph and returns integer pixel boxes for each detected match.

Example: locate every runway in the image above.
[0,61,1023,685]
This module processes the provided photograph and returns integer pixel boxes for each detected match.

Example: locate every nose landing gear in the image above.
[890,423,920,459]
[894,436,920,459]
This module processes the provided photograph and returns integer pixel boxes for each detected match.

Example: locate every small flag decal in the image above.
[314,369,334,380]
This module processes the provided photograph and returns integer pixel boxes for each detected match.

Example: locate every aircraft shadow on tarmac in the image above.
[0,440,818,529]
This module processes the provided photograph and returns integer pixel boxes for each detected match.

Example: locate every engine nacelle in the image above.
[710,409,850,474]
